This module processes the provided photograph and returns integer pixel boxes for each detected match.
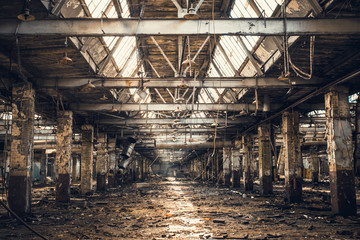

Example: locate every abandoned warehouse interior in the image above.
[0,0,360,239]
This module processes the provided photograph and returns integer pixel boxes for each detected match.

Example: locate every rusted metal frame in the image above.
[111,0,123,17]
[237,36,264,76]
[145,59,161,78]
[166,88,176,102]
[183,36,210,76]
[216,42,239,76]
[4,18,360,36]
[51,0,67,16]
[178,36,183,74]
[210,59,224,77]
[117,47,137,77]
[69,37,98,73]
[103,1,114,16]
[170,0,182,11]
[98,37,123,74]
[181,88,190,99]
[154,88,167,103]
[194,0,205,12]
[71,103,260,112]
[204,88,216,104]
[228,88,238,102]
[306,0,323,15]
[150,36,178,76]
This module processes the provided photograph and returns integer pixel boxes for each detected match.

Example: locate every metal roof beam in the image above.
[1,18,358,36]
[70,103,260,112]
[98,117,255,125]
[37,77,320,88]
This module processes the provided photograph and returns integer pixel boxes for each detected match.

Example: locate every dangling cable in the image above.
[282,2,290,79]
[289,36,315,79]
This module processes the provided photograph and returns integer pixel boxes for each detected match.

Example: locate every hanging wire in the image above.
[289,36,315,79]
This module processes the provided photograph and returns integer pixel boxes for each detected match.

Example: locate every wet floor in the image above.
[0,177,360,239]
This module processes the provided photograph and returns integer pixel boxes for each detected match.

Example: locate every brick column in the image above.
[8,83,35,215]
[81,125,94,195]
[55,111,73,202]
[96,133,107,191]
[242,135,253,191]
[258,123,273,195]
[283,111,302,202]
[325,86,356,215]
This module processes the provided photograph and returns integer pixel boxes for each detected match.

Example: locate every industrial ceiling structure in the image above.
[0,0,359,165]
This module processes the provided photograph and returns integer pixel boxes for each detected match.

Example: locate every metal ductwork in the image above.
[119,157,134,170]
[120,137,137,159]
[118,137,137,169]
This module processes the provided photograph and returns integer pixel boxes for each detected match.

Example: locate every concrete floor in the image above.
[0,177,360,239]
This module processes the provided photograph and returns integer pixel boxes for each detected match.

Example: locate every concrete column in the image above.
[96,133,107,191]
[258,123,273,195]
[140,157,144,181]
[212,153,217,183]
[38,150,47,184]
[72,154,80,182]
[325,86,356,215]
[107,138,116,187]
[81,125,94,195]
[355,102,360,177]
[231,147,241,188]
[201,154,207,181]
[55,111,73,202]
[283,111,302,203]
[311,152,319,183]
[223,147,231,186]
[8,83,35,215]
[242,135,253,191]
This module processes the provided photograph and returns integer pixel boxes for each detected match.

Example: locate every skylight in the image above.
[83,0,142,80]
[203,0,280,103]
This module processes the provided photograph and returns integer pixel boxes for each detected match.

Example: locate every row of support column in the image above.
[190,87,356,216]
[6,83,151,215]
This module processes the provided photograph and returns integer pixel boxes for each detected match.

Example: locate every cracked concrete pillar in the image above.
[242,135,253,191]
[55,111,73,202]
[325,86,356,215]
[283,111,302,203]
[107,138,116,187]
[8,83,35,215]
[258,123,273,195]
[81,125,94,195]
[223,147,231,186]
[96,133,107,191]
[231,147,241,188]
